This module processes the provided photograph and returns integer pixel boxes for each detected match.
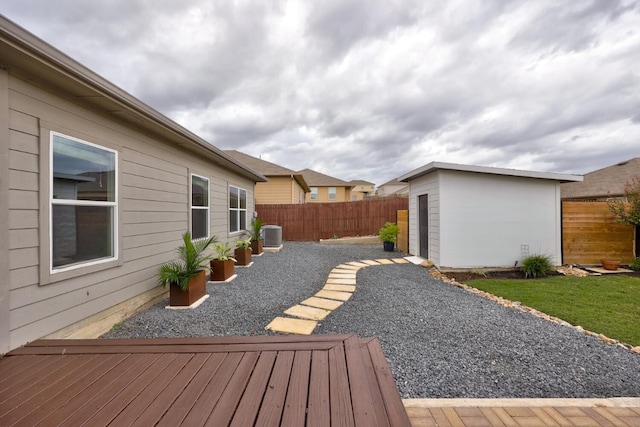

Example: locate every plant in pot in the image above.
[250,218,264,255]
[157,232,217,307]
[379,222,399,252]
[235,237,252,266]
[210,242,237,281]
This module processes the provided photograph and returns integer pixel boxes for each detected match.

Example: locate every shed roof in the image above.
[224,150,310,192]
[0,16,267,183]
[560,157,640,199]
[298,168,353,187]
[399,161,583,183]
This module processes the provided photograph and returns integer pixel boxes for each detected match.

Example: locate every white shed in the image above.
[398,162,582,268]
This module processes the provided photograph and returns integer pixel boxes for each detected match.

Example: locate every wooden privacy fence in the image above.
[397,210,408,253]
[256,197,409,241]
[562,200,635,265]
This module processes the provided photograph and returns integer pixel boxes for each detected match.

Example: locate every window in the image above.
[328,187,336,200]
[51,132,117,272]
[191,174,210,239]
[310,187,318,200]
[229,185,247,233]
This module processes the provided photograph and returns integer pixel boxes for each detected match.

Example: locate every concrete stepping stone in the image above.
[266,317,317,335]
[331,268,359,275]
[328,273,357,279]
[336,264,361,270]
[348,261,370,268]
[361,260,381,266]
[284,305,332,321]
[375,259,395,265]
[315,289,352,301]
[392,258,410,264]
[301,297,344,310]
[324,284,356,292]
[326,278,357,285]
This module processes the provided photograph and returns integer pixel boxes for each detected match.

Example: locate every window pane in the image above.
[310,187,318,200]
[229,186,239,208]
[240,210,247,231]
[52,134,115,202]
[192,175,209,207]
[239,189,247,209]
[52,205,113,268]
[230,210,238,232]
[192,209,208,239]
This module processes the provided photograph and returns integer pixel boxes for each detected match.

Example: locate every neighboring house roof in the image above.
[0,16,267,183]
[298,169,353,187]
[224,150,310,192]
[560,157,640,199]
[349,179,375,186]
[379,177,403,187]
[399,162,582,183]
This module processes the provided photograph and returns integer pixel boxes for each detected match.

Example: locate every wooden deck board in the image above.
[0,334,410,426]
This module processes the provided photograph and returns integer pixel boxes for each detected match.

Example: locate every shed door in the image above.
[419,194,428,258]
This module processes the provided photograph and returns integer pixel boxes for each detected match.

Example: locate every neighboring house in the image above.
[349,180,375,201]
[560,157,640,200]
[224,150,309,204]
[399,162,582,268]
[377,178,409,197]
[298,169,353,202]
[0,17,267,353]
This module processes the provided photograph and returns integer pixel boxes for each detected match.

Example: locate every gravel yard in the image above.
[101,242,640,399]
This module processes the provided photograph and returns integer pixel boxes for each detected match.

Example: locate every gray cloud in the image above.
[3,0,639,186]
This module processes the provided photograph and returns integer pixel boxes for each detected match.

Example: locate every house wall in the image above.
[4,75,254,352]
[305,186,351,203]
[407,173,440,264]
[437,170,561,268]
[255,176,304,204]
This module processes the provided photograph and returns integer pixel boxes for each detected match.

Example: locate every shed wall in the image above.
[6,75,254,351]
[407,173,440,264]
[438,170,562,268]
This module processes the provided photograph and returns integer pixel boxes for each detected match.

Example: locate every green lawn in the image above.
[467,275,640,346]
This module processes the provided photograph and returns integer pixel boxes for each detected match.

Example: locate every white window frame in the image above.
[229,185,248,233]
[49,131,118,274]
[310,187,318,200]
[190,173,210,240]
[328,187,337,200]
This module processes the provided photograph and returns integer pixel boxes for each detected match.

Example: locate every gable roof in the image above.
[399,161,582,183]
[379,177,406,187]
[298,169,353,187]
[224,150,309,192]
[560,157,640,199]
[0,16,266,183]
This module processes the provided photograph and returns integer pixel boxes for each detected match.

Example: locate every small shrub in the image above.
[379,222,399,243]
[629,257,640,271]
[521,254,554,278]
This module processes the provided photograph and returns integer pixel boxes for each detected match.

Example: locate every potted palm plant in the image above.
[379,222,399,252]
[210,242,236,281]
[157,232,217,307]
[234,237,252,266]
[250,218,264,255]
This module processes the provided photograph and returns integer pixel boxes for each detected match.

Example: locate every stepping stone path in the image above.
[266,258,411,335]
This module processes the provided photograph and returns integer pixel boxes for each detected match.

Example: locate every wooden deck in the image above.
[0,334,410,426]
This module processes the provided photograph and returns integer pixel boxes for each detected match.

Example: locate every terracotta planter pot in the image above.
[210,259,235,281]
[251,240,263,255]
[234,247,252,266]
[601,259,621,271]
[169,270,207,307]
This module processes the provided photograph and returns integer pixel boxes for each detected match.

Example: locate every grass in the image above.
[467,275,640,346]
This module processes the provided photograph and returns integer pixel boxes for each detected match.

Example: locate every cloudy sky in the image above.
[3,1,639,185]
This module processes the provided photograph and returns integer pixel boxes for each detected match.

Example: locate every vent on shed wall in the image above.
[263,225,282,247]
